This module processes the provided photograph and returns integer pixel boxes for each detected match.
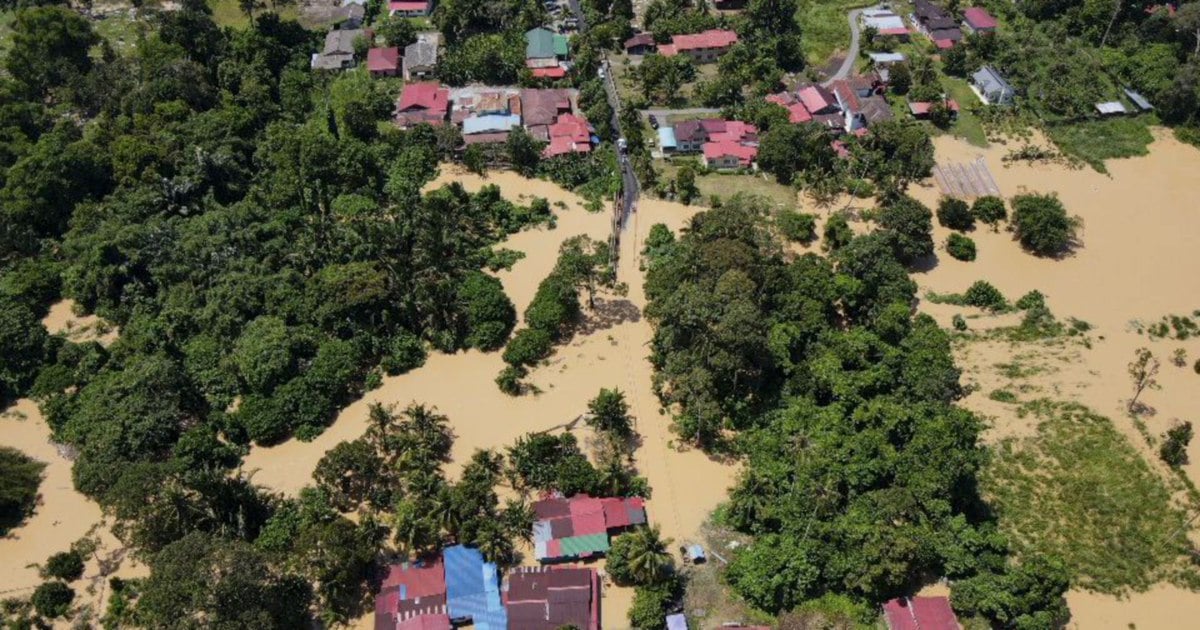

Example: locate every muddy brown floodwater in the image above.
[241,167,737,627]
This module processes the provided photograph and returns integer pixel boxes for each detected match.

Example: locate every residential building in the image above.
[390,0,433,17]
[862,8,910,38]
[331,1,365,28]
[658,29,738,63]
[503,567,600,630]
[765,92,814,123]
[908,99,960,119]
[883,596,961,630]
[526,27,570,62]
[394,82,450,127]
[623,32,656,55]
[962,7,998,33]
[657,126,678,152]
[403,32,440,81]
[797,84,839,115]
[521,88,575,136]
[311,28,366,71]
[532,494,647,562]
[831,75,892,131]
[444,546,507,629]
[374,560,450,630]
[868,51,907,82]
[703,141,756,169]
[543,113,593,157]
[367,47,401,77]
[971,65,1014,105]
[462,114,522,144]
[911,0,963,46]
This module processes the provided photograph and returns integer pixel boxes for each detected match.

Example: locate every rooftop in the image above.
[963,7,998,29]
[665,29,738,52]
[883,597,960,630]
[367,47,400,72]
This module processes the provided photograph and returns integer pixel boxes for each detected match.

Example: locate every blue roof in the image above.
[667,613,689,630]
[462,114,521,135]
[444,545,507,629]
[658,126,677,148]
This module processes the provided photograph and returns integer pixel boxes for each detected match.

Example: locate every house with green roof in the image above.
[525,27,569,62]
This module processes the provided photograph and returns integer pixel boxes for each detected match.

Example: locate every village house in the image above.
[861,8,910,39]
[389,0,433,17]
[533,494,647,562]
[911,0,963,48]
[623,32,656,55]
[367,46,401,77]
[394,82,450,127]
[330,0,365,29]
[972,65,1015,105]
[908,98,960,119]
[503,567,600,630]
[311,28,366,71]
[658,29,738,63]
[868,51,906,82]
[543,113,593,157]
[403,32,441,81]
[525,27,570,75]
[883,596,961,630]
[962,7,998,33]
[703,141,757,169]
[374,559,449,630]
[831,75,893,131]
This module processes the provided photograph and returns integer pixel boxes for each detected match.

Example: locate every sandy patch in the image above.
[912,129,1200,624]
[0,399,144,622]
[41,299,119,346]
[244,171,736,627]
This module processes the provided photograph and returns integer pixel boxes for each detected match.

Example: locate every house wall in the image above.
[706,155,740,169]
[682,45,730,63]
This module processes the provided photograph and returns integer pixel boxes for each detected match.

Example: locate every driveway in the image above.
[821,8,865,86]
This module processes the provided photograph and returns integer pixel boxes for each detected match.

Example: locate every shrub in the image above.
[1015,290,1046,310]
[1160,422,1193,467]
[43,550,85,581]
[380,330,426,375]
[937,197,975,231]
[777,210,818,243]
[878,196,934,264]
[32,581,74,618]
[946,233,976,261]
[822,213,853,251]
[972,195,1007,227]
[460,272,517,351]
[628,578,682,630]
[502,328,553,367]
[495,366,524,396]
[1011,194,1076,256]
[0,447,45,534]
[963,281,1007,311]
[952,314,968,331]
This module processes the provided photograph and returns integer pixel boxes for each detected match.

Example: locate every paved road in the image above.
[821,8,864,86]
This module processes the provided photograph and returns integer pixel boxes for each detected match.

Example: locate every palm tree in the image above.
[474,520,515,567]
[623,525,674,586]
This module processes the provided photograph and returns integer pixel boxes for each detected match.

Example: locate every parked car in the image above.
[648,114,659,129]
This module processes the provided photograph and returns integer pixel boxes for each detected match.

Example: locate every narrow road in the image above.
[821,8,864,86]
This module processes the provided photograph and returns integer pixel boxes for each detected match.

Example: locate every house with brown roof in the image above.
[503,567,599,630]
[911,0,963,47]
[624,32,656,55]
[394,82,450,127]
[659,29,738,63]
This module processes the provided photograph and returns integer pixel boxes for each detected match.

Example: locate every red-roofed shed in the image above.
[368,47,401,77]
[532,66,568,78]
[963,7,998,32]
[910,597,959,629]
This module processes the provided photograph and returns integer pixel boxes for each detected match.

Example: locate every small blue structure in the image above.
[658,126,678,152]
[444,545,507,630]
[666,613,689,630]
[686,544,706,564]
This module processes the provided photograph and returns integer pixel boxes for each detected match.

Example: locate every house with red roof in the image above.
[658,29,738,63]
[390,0,433,17]
[375,560,450,630]
[394,82,450,127]
[883,596,961,630]
[503,566,600,630]
[367,47,401,77]
[532,494,647,562]
[703,141,756,169]
[962,7,998,33]
[543,113,594,157]
[908,99,960,119]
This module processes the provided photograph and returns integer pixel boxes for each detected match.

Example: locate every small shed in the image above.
[657,127,678,152]
[666,613,689,630]
[1124,88,1153,111]
[685,544,706,563]
[1095,101,1128,116]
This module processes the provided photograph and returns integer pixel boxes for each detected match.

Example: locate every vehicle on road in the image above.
[617,137,627,152]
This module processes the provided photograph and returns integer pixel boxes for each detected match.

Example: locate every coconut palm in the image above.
[619,525,674,586]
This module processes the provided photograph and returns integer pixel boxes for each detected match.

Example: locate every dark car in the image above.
[648,114,659,129]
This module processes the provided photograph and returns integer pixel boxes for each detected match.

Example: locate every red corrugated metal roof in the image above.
[382,560,446,599]
[703,141,757,165]
[911,597,959,629]
[368,47,400,72]
[798,85,835,114]
[963,7,998,29]
[883,598,920,630]
[668,29,738,51]
[390,0,430,10]
[532,66,567,78]
[395,613,451,630]
[788,103,813,123]
[934,38,955,49]
[398,82,448,112]
[569,497,607,536]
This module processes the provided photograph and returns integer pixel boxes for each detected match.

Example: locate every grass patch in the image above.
[208,0,300,29]
[1045,116,1156,174]
[988,388,1019,403]
[993,361,1043,379]
[657,161,798,210]
[983,399,1200,594]
[796,0,865,67]
[940,75,989,147]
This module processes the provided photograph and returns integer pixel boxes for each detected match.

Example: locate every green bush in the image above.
[1011,194,1076,256]
[946,233,976,261]
[628,578,682,630]
[1160,422,1193,467]
[380,330,426,375]
[777,210,818,243]
[460,272,516,351]
[822,212,853,251]
[972,195,1007,227]
[495,366,524,395]
[502,328,553,367]
[964,281,1008,311]
[1015,290,1046,310]
[937,197,975,231]
[43,550,85,581]
[0,446,45,534]
[952,314,968,331]
[32,581,74,618]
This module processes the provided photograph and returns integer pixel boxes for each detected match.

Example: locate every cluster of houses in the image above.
[658,118,760,169]
[525,27,572,79]
[374,493,644,630]
[393,84,597,157]
[861,2,997,49]
[622,28,740,63]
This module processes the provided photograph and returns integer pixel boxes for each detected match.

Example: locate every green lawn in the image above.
[659,160,798,210]
[941,76,989,147]
[208,0,300,29]
[1045,115,1156,173]
[796,0,865,68]
[983,400,1199,594]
